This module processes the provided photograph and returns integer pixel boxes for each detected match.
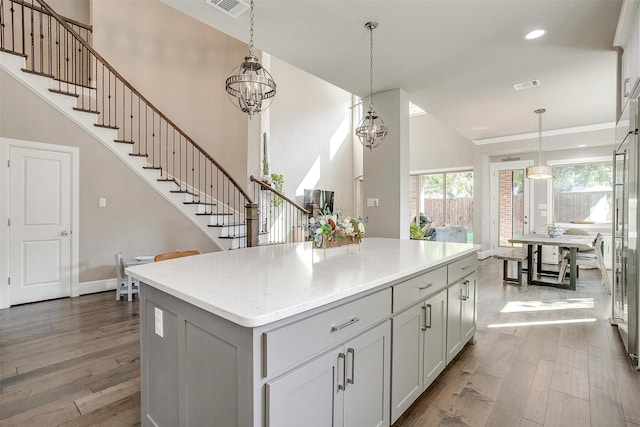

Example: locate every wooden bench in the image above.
[495,249,528,285]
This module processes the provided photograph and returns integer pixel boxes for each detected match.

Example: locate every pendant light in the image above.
[526,108,553,180]
[225,0,276,118]
[356,21,388,150]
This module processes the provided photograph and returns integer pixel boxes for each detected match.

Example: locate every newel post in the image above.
[246,203,259,247]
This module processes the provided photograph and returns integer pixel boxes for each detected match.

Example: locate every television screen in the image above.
[304,189,335,214]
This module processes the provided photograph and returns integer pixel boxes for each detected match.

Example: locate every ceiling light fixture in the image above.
[356,21,388,150]
[525,29,546,40]
[526,108,553,180]
[225,0,276,118]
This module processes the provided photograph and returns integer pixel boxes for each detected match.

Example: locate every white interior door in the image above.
[490,160,533,252]
[9,146,72,305]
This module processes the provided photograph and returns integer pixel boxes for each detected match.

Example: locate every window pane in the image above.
[445,172,473,243]
[552,161,613,223]
[498,169,524,247]
[422,174,444,226]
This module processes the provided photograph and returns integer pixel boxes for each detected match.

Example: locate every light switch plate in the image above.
[99,198,107,208]
[154,307,164,338]
[367,198,379,207]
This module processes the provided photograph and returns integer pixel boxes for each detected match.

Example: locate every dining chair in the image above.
[557,233,611,292]
[115,252,139,301]
[154,250,201,262]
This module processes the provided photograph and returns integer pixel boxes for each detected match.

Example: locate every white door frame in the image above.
[0,138,79,308]
[489,160,534,255]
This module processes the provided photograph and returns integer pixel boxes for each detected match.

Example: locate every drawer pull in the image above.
[331,317,360,332]
[426,304,432,329]
[421,305,427,331]
[418,283,434,291]
[338,352,346,391]
[347,348,355,385]
[461,266,469,271]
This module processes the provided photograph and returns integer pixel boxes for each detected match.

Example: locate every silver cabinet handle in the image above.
[418,283,434,291]
[331,317,359,332]
[425,304,432,329]
[461,266,469,271]
[421,305,427,331]
[462,280,470,300]
[347,348,355,385]
[338,352,346,391]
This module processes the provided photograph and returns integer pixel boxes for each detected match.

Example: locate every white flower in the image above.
[358,222,365,231]
[319,219,327,225]
[315,228,323,235]
[309,217,316,224]
[345,226,354,234]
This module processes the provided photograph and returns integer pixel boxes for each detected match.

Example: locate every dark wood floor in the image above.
[1,258,639,426]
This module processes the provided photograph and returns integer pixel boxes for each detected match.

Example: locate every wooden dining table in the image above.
[508,233,594,291]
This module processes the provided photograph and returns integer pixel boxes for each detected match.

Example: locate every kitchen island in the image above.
[127,238,479,426]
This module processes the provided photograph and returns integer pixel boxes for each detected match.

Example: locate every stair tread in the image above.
[53,77,95,90]
[0,48,26,58]
[94,123,119,130]
[208,223,246,227]
[219,234,247,239]
[184,201,216,206]
[195,212,233,216]
[21,68,54,78]
[170,190,197,195]
[114,139,136,144]
[72,107,100,114]
[143,166,162,170]
[48,88,80,98]
[129,153,149,157]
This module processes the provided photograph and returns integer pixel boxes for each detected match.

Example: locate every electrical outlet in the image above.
[154,307,164,338]
[367,198,379,207]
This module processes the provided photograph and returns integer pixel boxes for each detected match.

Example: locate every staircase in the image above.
[0,0,251,250]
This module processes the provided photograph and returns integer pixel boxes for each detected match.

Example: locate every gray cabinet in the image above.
[266,321,390,427]
[391,288,447,422]
[447,273,477,364]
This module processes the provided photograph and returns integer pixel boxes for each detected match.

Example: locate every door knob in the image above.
[61,230,69,236]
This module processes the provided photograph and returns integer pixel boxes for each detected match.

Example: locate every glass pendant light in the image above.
[526,108,553,180]
[356,21,388,150]
[225,0,276,118]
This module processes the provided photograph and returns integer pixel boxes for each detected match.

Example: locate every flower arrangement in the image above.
[547,220,564,238]
[308,215,365,248]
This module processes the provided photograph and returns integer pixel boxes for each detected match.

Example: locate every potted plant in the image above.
[547,220,564,238]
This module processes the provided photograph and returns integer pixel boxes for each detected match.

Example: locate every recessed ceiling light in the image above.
[525,29,546,40]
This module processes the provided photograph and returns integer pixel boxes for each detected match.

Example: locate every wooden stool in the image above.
[495,249,527,285]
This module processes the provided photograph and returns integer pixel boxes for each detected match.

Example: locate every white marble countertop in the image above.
[126,238,479,327]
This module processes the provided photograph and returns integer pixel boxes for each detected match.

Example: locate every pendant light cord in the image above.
[368,25,374,111]
[248,0,255,56]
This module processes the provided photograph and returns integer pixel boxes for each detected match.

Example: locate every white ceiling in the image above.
[161,0,624,154]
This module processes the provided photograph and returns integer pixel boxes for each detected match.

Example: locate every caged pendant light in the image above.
[356,21,388,150]
[225,0,276,118]
[526,108,553,180]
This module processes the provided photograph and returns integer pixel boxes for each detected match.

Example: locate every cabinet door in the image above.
[446,282,463,364]
[462,275,477,344]
[423,289,447,388]
[266,348,342,427]
[391,304,424,423]
[343,321,390,427]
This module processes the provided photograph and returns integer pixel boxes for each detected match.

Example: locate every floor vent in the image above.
[204,0,249,18]
[513,80,541,91]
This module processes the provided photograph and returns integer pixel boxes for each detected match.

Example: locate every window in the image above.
[550,158,612,224]
[410,171,473,242]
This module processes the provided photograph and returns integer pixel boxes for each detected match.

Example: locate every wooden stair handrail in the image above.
[32,0,253,205]
[250,175,311,215]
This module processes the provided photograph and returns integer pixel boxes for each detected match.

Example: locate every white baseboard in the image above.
[77,278,117,296]
[477,249,493,260]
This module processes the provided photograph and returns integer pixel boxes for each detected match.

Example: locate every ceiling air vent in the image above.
[513,80,541,91]
[204,0,249,18]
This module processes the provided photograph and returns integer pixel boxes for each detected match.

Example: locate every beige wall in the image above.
[409,113,474,172]
[90,0,250,190]
[1,70,218,284]
[48,0,90,24]
[268,56,355,216]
